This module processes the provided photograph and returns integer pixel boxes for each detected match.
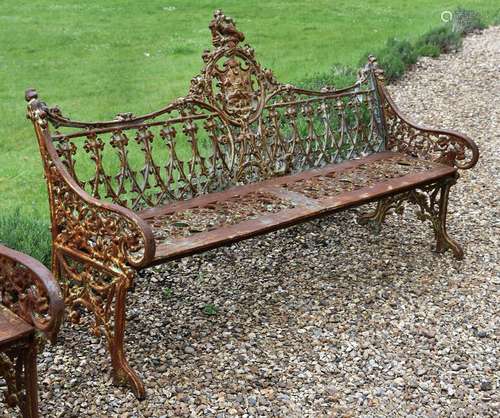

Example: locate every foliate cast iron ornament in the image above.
[0,245,64,417]
[25,10,479,399]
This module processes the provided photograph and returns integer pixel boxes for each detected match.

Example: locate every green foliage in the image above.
[162,287,173,298]
[377,52,405,82]
[358,8,488,83]
[299,64,357,91]
[202,303,218,316]
[415,26,462,54]
[359,37,417,83]
[492,9,500,25]
[416,44,441,58]
[452,8,486,34]
[0,208,51,267]
[0,1,497,216]
[385,38,418,66]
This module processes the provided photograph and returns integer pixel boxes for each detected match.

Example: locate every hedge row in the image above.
[301,7,487,87]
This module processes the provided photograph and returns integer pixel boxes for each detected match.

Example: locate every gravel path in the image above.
[3,27,498,417]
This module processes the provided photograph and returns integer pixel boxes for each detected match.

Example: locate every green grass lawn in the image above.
[0,0,498,219]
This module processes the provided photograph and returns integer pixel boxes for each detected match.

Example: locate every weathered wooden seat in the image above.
[26,10,478,399]
[142,152,455,262]
[0,307,34,346]
[0,245,64,417]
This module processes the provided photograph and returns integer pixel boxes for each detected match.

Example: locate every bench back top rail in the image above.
[26,11,387,211]
[26,11,394,211]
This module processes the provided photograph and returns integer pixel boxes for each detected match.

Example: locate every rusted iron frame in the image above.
[52,245,145,397]
[0,335,38,418]
[365,57,479,170]
[0,245,64,342]
[0,245,64,417]
[48,88,374,141]
[26,93,157,398]
[359,172,464,258]
[25,9,479,400]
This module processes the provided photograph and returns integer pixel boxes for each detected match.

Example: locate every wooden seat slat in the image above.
[0,306,34,347]
[146,152,455,262]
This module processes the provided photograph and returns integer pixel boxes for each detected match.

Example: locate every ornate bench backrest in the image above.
[27,10,386,211]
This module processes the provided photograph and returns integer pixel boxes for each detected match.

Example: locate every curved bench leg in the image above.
[358,198,400,232]
[405,176,463,259]
[423,176,464,259]
[359,175,464,259]
[108,281,146,400]
[55,252,146,400]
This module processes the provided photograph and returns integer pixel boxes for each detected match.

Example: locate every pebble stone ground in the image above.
[2,26,498,417]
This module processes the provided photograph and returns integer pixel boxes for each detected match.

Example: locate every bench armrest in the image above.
[0,245,64,343]
[380,86,479,170]
[25,92,156,273]
[47,158,156,272]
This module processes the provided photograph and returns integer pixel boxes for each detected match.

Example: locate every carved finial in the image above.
[25,87,49,127]
[209,10,244,48]
[367,55,377,65]
[25,88,38,102]
[367,55,385,82]
[357,55,385,84]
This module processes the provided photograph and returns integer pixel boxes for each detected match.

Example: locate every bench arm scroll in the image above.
[380,86,479,170]
[25,90,156,277]
[0,245,64,343]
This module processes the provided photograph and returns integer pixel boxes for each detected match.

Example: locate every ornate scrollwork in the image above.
[0,258,50,330]
[189,10,280,124]
[0,246,63,342]
[48,164,150,272]
[24,10,478,400]
[209,10,245,48]
[380,87,479,170]
[0,245,64,415]
[54,247,144,397]
[359,175,464,259]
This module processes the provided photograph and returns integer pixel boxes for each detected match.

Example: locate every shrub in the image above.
[415,25,462,54]
[385,38,418,66]
[452,8,486,34]
[376,50,405,82]
[359,37,417,83]
[492,9,500,25]
[0,208,52,267]
[416,43,441,58]
[299,63,358,90]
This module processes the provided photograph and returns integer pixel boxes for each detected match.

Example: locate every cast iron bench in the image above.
[26,10,479,399]
[0,244,63,417]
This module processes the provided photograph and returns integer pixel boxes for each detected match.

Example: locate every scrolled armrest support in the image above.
[25,91,155,275]
[48,161,156,274]
[381,86,479,170]
[0,245,64,343]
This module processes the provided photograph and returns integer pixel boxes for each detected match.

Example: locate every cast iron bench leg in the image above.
[358,198,403,232]
[54,252,146,399]
[109,279,146,400]
[431,175,464,259]
[18,336,39,418]
[360,175,464,259]
[0,337,39,418]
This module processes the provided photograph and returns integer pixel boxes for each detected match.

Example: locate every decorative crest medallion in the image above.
[188,10,279,125]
